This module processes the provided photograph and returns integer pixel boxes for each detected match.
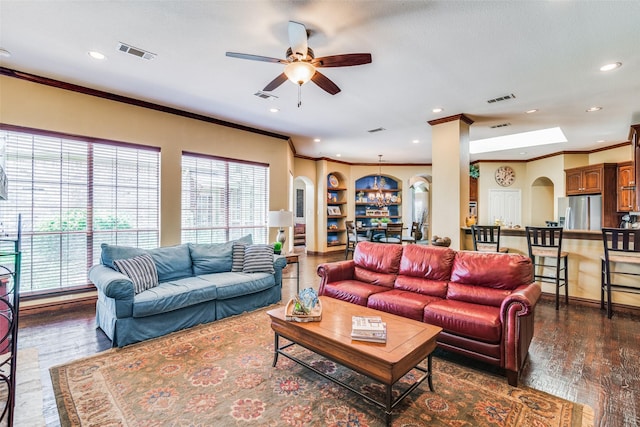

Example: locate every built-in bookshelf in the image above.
[327,173,347,247]
[354,175,401,228]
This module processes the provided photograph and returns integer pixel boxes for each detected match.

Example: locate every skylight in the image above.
[469,127,567,154]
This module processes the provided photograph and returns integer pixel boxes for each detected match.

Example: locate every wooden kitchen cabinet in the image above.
[565,164,615,195]
[617,161,636,212]
[564,163,618,227]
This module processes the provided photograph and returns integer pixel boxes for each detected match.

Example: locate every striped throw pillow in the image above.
[113,254,159,294]
[231,242,247,272]
[242,244,275,274]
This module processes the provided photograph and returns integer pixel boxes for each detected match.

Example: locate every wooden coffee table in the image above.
[267,296,442,426]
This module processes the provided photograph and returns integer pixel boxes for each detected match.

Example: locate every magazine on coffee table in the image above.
[351,316,387,343]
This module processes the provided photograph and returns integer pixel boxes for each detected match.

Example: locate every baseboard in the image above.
[20,292,97,316]
[539,291,640,316]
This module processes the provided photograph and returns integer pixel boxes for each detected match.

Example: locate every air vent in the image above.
[490,123,512,129]
[487,93,516,104]
[254,91,278,100]
[117,42,156,60]
[367,127,386,133]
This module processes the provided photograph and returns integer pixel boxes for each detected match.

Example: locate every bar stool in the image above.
[525,226,568,310]
[471,225,508,253]
[601,228,640,319]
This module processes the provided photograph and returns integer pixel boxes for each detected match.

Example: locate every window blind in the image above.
[181,153,268,244]
[0,128,159,294]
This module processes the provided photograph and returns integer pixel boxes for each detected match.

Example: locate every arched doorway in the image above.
[409,175,431,241]
[530,176,555,226]
[293,175,314,252]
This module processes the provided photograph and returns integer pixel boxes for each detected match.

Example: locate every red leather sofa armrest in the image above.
[317,260,355,295]
[500,282,542,377]
[500,283,542,321]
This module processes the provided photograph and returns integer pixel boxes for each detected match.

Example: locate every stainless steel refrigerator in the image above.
[557,195,602,230]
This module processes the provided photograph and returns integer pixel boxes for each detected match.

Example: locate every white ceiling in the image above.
[1,1,639,164]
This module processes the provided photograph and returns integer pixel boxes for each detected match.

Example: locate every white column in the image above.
[428,114,473,250]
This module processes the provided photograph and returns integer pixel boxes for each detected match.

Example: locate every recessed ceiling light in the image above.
[0,48,11,58]
[432,107,443,113]
[470,127,567,154]
[596,139,605,143]
[336,154,341,157]
[269,107,279,113]
[412,139,420,144]
[519,152,527,155]
[88,51,106,60]
[313,138,321,143]
[600,62,622,72]
[525,109,538,114]
[586,106,602,112]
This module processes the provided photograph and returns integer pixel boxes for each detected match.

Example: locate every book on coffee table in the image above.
[351,316,387,343]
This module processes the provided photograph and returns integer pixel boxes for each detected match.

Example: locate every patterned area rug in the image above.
[50,306,593,427]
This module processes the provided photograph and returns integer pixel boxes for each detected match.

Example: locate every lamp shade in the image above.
[284,61,316,85]
[268,210,293,228]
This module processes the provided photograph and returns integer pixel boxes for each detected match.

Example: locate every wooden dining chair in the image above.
[471,225,508,253]
[526,226,569,310]
[601,228,640,318]
[401,221,419,244]
[379,222,403,244]
[345,220,369,259]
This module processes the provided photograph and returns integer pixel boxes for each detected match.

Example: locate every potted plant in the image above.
[273,241,282,255]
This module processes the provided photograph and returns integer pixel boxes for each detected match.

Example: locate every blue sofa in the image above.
[89,235,287,347]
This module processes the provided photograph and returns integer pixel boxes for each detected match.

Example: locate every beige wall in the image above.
[0,76,292,246]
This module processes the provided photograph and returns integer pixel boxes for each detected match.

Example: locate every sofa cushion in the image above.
[101,243,193,282]
[199,271,275,300]
[113,254,159,294]
[100,243,146,269]
[354,242,403,274]
[243,244,275,274]
[148,244,193,282]
[132,277,218,317]
[424,300,501,344]
[447,282,513,307]
[188,235,252,275]
[398,244,456,281]
[367,289,441,321]
[352,242,403,288]
[322,280,389,306]
[450,251,533,290]
[394,275,448,298]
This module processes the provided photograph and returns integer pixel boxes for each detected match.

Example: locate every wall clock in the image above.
[495,166,515,187]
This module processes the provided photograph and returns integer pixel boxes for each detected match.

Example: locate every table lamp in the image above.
[268,210,293,251]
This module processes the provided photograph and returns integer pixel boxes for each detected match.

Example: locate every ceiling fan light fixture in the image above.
[284,61,316,85]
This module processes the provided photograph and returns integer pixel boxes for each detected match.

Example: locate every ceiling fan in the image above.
[226,21,372,103]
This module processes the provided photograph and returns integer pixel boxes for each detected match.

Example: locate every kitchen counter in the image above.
[461,227,640,312]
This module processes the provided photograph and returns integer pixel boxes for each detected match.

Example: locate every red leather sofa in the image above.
[317,241,540,386]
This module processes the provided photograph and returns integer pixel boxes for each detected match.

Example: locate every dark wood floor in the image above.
[18,250,640,427]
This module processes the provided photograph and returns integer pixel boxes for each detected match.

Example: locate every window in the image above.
[0,127,160,295]
[181,153,268,244]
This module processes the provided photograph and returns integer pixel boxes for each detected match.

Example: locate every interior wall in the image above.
[0,76,292,246]
[530,177,555,226]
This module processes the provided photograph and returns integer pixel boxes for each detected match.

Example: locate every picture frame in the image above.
[327,206,341,216]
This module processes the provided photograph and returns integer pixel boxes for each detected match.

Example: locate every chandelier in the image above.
[372,155,391,208]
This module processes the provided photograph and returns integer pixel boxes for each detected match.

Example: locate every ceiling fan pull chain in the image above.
[297,83,302,108]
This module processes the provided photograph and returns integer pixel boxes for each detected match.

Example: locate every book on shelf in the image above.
[351,315,387,343]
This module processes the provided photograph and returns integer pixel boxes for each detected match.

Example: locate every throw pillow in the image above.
[242,244,275,274]
[113,254,159,294]
[231,241,247,272]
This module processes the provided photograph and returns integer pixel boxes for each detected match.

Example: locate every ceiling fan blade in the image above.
[312,53,372,68]
[263,73,288,92]
[311,71,341,95]
[288,21,308,60]
[226,52,287,64]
